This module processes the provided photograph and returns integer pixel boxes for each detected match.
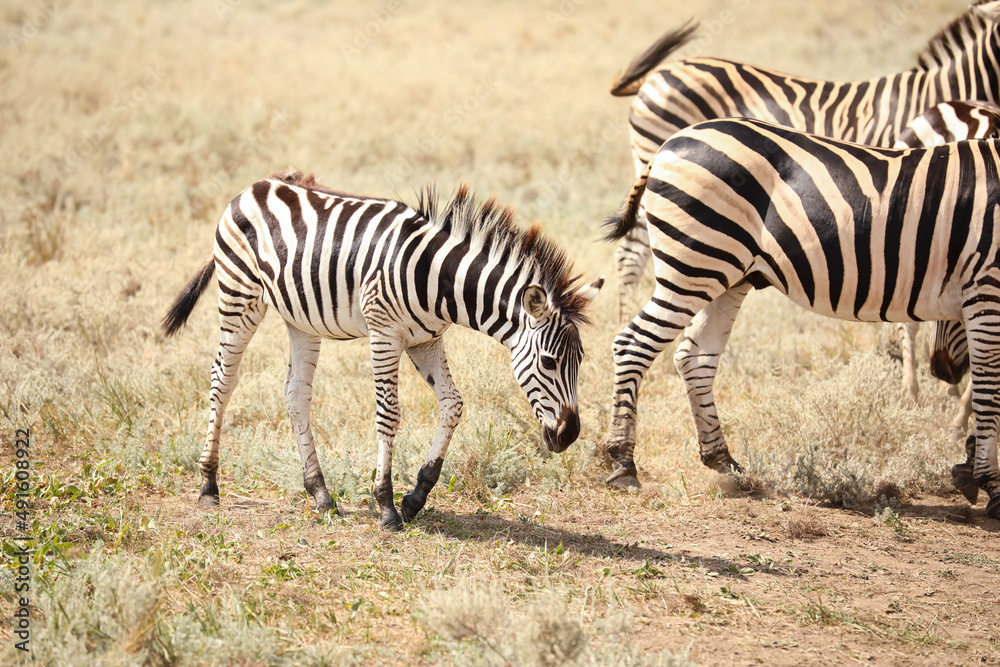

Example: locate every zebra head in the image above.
[510,278,603,453]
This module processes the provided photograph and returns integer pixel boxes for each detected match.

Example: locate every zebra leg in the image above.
[951,431,980,505]
[673,282,753,473]
[962,317,1000,519]
[199,300,267,506]
[606,283,700,489]
[900,322,920,402]
[283,325,335,513]
[369,333,406,531]
[400,337,463,523]
[948,381,974,440]
[614,221,651,326]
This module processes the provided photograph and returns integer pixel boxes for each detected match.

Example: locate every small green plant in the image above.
[874,506,916,543]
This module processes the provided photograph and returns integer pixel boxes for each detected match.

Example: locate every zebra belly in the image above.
[749,249,964,324]
[260,282,370,340]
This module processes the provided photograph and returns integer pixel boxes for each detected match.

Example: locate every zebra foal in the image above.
[604,118,1000,519]
[163,170,602,530]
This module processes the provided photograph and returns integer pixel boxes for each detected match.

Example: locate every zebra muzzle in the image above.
[544,407,580,453]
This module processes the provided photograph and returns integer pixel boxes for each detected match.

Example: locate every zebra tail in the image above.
[929,350,969,385]
[608,20,699,97]
[162,254,216,337]
[603,161,652,242]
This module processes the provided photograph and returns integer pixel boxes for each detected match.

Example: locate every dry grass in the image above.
[2,0,998,665]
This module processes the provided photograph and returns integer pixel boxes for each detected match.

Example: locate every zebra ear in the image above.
[576,276,605,305]
[522,284,552,321]
[974,1,1000,21]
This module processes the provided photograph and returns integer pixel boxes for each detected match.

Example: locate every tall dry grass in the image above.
[0,0,977,663]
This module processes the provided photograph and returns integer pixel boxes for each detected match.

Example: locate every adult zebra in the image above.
[609,1,1000,324]
[890,101,1000,413]
[162,170,602,530]
[603,118,1000,519]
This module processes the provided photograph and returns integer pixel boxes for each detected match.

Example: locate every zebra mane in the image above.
[267,167,369,200]
[414,183,592,325]
[916,1,996,71]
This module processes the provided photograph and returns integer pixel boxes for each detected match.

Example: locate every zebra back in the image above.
[618,3,1000,164]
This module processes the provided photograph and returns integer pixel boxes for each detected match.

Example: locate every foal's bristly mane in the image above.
[414,182,592,326]
[267,169,591,326]
[916,1,996,72]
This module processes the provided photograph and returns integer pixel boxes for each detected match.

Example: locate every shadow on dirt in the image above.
[414,506,795,578]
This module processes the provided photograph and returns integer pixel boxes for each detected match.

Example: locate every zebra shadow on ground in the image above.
[412,506,798,579]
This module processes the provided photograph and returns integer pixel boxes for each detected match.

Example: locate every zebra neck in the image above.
[925,34,1000,105]
[419,235,531,347]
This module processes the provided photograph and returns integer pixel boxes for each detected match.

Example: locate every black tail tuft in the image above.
[162,256,216,337]
[603,161,652,242]
[930,349,969,385]
[609,20,699,97]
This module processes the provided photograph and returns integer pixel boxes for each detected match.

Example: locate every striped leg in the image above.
[673,282,753,472]
[615,221,651,325]
[369,332,406,531]
[606,281,710,489]
[900,322,920,402]
[400,337,463,523]
[283,325,335,513]
[963,314,1000,519]
[199,300,267,505]
[949,381,974,440]
[951,430,980,505]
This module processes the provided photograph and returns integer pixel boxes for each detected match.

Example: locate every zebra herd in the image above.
[165,2,1000,527]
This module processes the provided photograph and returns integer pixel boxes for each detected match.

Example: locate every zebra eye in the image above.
[540,355,558,371]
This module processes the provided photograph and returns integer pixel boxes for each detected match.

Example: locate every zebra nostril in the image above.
[557,407,580,447]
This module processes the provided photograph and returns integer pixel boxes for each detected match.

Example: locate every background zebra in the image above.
[608,1,1000,324]
[603,118,1000,520]
[889,100,1000,421]
[162,170,602,531]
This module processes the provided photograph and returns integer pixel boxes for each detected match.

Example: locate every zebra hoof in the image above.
[702,452,743,475]
[380,508,404,532]
[198,493,220,507]
[606,467,641,490]
[315,497,337,515]
[950,463,979,505]
[986,496,1000,521]
[400,493,423,523]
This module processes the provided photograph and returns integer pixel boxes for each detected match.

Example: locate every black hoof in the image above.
[606,466,641,490]
[316,498,337,514]
[951,463,980,505]
[703,453,743,474]
[400,493,422,523]
[986,496,1000,521]
[198,494,220,507]
[380,508,404,532]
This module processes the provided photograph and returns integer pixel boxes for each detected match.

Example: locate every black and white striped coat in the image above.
[163,170,601,530]
[890,101,1000,423]
[609,2,1000,323]
[603,118,1000,520]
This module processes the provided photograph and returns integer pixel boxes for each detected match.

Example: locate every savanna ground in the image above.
[1,0,999,664]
